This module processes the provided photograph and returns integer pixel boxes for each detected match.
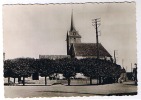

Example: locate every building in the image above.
[39,11,112,61]
[66,11,112,60]
[39,55,70,60]
[38,11,113,80]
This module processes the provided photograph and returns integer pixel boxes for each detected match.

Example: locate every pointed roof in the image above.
[70,10,75,31]
[71,43,112,57]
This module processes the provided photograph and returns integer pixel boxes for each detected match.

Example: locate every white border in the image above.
[0,0,141,100]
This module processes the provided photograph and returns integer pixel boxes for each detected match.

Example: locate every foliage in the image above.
[4,57,121,85]
[39,59,55,77]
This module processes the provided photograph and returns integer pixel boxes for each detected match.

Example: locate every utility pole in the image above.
[92,18,101,85]
[113,50,118,64]
[131,63,132,73]
[114,50,116,64]
[92,18,101,59]
[122,59,124,69]
[3,52,5,61]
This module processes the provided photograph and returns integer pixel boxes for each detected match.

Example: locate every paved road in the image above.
[4,81,137,98]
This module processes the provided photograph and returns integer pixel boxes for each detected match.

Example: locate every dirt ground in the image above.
[4,81,137,98]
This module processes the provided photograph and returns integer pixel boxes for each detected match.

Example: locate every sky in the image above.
[3,2,136,72]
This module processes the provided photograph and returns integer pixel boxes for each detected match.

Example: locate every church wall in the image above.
[75,56,111,60]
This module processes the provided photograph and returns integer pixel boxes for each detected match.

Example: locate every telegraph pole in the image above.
[3,52,5,61]
[92,18,101,85]
[92,18,101,59]
[122,59,124,69]
[114,50,116,64]
[114,50,118,64]
[131,63,132,73]
[126,66,127,72]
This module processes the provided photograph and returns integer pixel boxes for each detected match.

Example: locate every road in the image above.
[4,81,137,98]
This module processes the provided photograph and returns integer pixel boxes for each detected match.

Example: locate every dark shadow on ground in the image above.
[107,92,137,96]
[64,83,117,86]
[124,84,137,86]
[123,82,137,86]
[65,84,99,86]
[36,90,137,96]
[10,85,52,86]
[36,90,103,96]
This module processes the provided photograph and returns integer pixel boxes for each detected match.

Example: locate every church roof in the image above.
[72,43,112,57]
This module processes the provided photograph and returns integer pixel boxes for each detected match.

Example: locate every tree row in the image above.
[4,58,121,86]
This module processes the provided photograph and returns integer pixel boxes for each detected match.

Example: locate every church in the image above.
[66,12,112,60]
[39,11,112,60]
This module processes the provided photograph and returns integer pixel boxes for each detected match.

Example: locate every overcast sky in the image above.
[3,3,136,71]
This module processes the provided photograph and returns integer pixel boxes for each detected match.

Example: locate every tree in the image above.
[80,58,98,85]
[39,59,55,85]
[4,60,16,84]
[80,58,121,85]
[12,58,35,85]
[59,58,76,86]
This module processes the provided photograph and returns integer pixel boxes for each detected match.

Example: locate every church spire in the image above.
[70,9,75,31]
[66,10,81,55]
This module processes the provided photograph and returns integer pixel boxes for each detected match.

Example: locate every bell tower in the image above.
[66,10,81,55]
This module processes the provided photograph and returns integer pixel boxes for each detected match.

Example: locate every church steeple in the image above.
[70,10,75,31]
[66,10,81,55]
